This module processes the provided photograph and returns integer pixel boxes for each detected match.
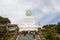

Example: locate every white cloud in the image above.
[51,0,60,11]
[41,6,49,13]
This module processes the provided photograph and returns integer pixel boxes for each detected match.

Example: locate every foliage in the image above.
[0,16,11,24]
[56,22,60,34]
[42,22,60,40]
[45,29,57,40]
[43,25,49,29]
[43,24,56,29]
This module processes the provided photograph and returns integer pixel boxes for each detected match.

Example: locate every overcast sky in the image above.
[0,0,60,26]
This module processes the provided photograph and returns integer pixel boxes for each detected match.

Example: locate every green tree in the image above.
[0,16,11,24]
[43,25,49,29]
[56,22,60,34]
[45,29,57,40]
[43,24,56,29]
[43,24,57,40]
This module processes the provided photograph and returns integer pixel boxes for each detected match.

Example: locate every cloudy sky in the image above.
[0,0,60,26]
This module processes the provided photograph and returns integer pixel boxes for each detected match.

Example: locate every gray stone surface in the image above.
[18,34,38,40]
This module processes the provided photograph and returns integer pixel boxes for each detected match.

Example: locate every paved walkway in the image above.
[18,34,38,40]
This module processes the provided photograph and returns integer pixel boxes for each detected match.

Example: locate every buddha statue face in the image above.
[26,10,32,16]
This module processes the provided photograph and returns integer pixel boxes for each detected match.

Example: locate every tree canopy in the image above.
[56,22,60,34]
[0,16,11,24]
[43,24,56,29]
